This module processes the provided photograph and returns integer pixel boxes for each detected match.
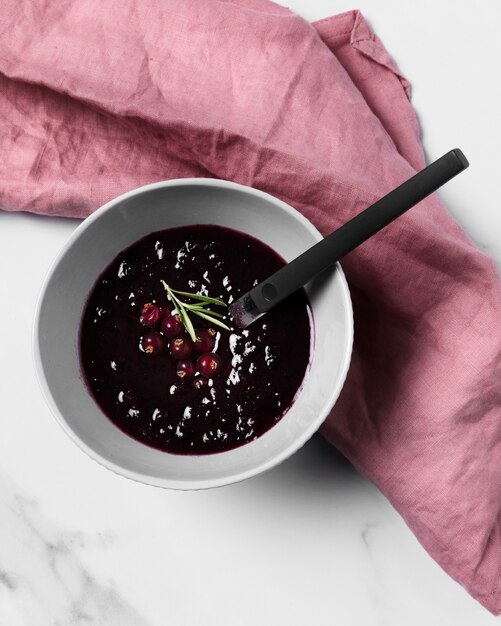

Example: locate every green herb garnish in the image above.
[161,281,231,342]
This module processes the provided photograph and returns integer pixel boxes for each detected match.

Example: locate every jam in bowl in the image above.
[34,179,353,489]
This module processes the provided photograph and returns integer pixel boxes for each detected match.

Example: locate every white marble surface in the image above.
[1,1,500,624]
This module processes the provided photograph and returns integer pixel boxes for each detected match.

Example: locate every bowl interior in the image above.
[35,180,352,489]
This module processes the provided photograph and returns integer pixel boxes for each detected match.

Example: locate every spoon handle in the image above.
[231,149,469,327]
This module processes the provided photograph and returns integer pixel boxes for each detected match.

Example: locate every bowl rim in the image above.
[33,177,353,490]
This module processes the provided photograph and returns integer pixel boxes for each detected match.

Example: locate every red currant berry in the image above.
[141,332,166,356]
[161,315,184,339]
[176,359,196,379]
[140,303,160,327]
[170,337,193,360]
[193,327,217,353]
[197,353,222,378]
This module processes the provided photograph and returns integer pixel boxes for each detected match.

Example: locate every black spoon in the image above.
[229,148,469,328]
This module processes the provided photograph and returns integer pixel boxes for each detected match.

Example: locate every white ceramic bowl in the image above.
[34,179,353,489]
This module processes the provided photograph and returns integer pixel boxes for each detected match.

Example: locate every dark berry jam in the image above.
[79,225,311,455]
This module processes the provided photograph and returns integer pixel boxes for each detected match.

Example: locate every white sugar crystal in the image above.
[155,241,164,260]
[117,261,127,278]
[213,331,221,352]
[175,247,186,269]
[229,333,240,353]
[243,342,256,355]
[227,368,240,385]
[265,345,274,366]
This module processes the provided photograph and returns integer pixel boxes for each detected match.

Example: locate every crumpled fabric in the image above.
[1,0,501,613]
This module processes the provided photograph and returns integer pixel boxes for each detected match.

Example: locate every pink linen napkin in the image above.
[1,0,501,612]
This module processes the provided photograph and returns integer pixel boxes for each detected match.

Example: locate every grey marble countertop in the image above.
[1,1,500,624]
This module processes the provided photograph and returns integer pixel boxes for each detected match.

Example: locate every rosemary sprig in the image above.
[188,306,225,318]
[188,309,230,329]
[161,281,230,342]
[168,288,227,307]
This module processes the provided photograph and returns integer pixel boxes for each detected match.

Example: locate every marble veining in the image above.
[0,471,151,626]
